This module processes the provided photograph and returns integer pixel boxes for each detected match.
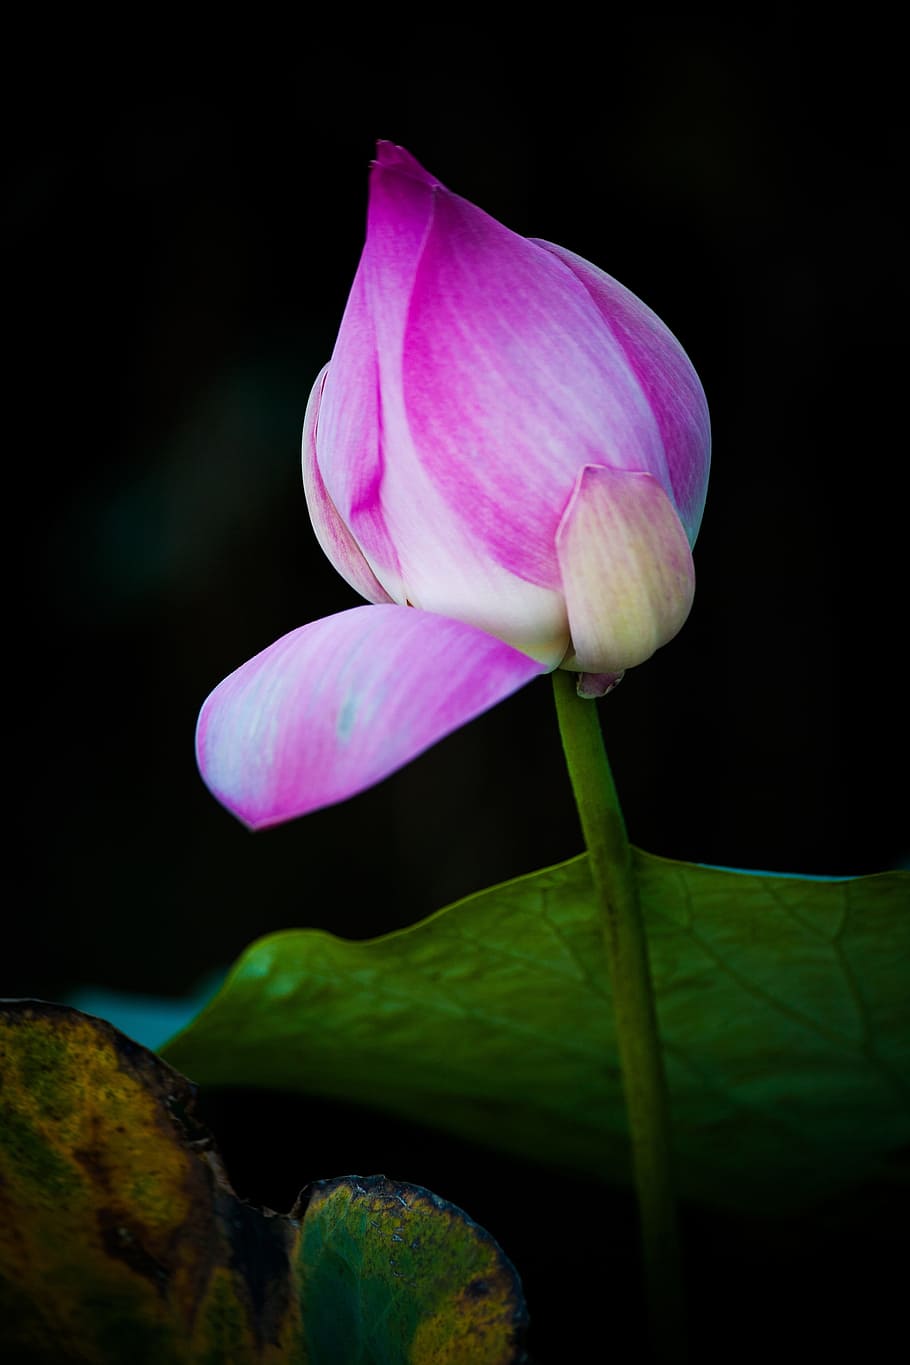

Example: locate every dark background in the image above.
[7,14,908,1362]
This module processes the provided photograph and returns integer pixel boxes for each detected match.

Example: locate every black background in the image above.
[7,14,908,1362]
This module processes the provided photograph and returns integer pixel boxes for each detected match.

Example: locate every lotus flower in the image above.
[197,142,710,828]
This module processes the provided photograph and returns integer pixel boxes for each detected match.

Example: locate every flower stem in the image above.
[551,669,685,1362]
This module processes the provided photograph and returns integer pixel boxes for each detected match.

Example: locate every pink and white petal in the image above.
[316,261,405,602]
[556,465,695,674]
[396,192,666,585]
[347,386,571,665]
[365,150,437,368]
[313,157,568,663]
[196,604,545,829]
[355,154,572,663]
[323,143,440,526]
[534,240,711,545]
[336,326,570,664]
[302,364,394,605]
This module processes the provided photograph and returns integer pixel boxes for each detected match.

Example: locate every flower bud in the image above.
[197,144,711,827]
[304,141,710,676]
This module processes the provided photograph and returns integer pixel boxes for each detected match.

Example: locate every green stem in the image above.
[551,670,685,1362]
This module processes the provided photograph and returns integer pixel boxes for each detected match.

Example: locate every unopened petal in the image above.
[358,145,667,589]
[302,364,394,605]
[556,465,695,674]
[316,258,405,601]
[373,140,440,186]
[397,184,666,586]
[359,151,573,666]
[321,154,571,665]
[196,605,545,829]
[534,240,711,545]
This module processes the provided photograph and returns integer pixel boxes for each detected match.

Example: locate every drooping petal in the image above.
[556,465,695,673]
[302,365,394,605]
[534,239,711,545]
[196,605,545,829]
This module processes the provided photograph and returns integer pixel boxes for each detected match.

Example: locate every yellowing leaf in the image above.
[0,1003,526,1364]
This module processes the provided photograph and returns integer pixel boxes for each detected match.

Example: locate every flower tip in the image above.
[373,138,400,163]
[371,140,439,187]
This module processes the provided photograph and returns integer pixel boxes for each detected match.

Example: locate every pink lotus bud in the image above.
[197,145,711,826]
[305,141,710,677]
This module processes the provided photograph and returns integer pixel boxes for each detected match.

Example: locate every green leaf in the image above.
[0,1002,526,1364]
[162,852,910,1214]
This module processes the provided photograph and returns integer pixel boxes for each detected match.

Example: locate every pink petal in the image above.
[327,152,571,666]
[373,139,439,186]
[386,170,667,586]
[301,365,394,605]
[196,605,545,829]
[316,256,405,602]
[533,240,711,544]
[556,464,696,673]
